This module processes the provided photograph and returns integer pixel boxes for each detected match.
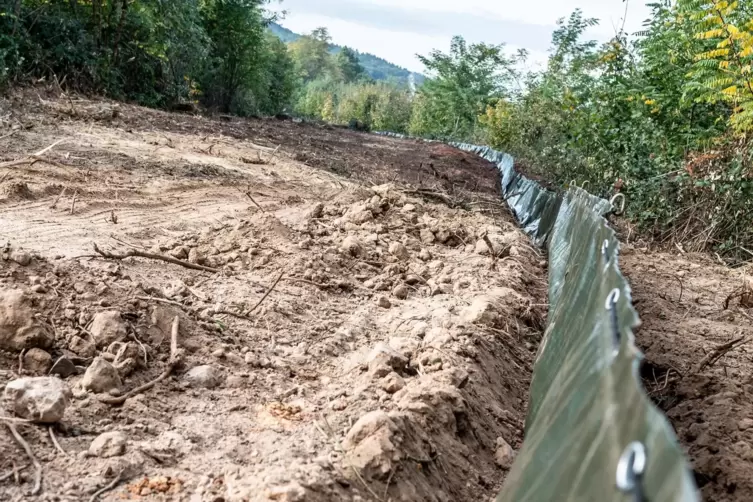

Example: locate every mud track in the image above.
[0,93,546,501]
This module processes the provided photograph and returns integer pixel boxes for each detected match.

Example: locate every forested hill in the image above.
[269,22,424,85]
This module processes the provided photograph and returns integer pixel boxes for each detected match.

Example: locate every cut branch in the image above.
[92,243,219,273]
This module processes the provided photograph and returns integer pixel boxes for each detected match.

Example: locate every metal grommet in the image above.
[616,442,647,497]
[581,180,591,189]
[605,288,621,310]
[601,240,610,262]
[610,193,626,216]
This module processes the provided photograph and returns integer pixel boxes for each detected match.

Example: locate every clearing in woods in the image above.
[1,92,752,501]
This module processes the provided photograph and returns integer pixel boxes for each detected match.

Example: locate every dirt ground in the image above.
[622,246,753,502]
[0,91,547,502]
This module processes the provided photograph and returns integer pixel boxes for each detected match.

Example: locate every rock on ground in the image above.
[0,289,53,351]
[184,365,220,389]
[4,377,71,423]
[23,348,53,375]
[82,357,122,394]
[89,431,127,458]
[343,410,400,481]
[89,311,127,348]
[495,437,515,469]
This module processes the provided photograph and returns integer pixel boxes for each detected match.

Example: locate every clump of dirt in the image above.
[0,93,547,502]
[623,249,753,502]
[0,181,34,201]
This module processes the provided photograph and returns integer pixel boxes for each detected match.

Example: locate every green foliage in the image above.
[0,0,295,113]
[289,28,335,83]
[408,36,520,140]
[334,47,366,83]
[472,4,753,259]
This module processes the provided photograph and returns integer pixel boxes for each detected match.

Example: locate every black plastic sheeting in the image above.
[449,141,699,502]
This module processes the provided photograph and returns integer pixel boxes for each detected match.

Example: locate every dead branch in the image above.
[215,270,284,321]
[6,424,42,495]
[100,316,181,406]
[248,270,284,314]
[48,427,67,456]
[50,186,66,209]
[243,190,266,212]
[70,190,78,215]
[0,463,27,483]
[0,130,19,142]
[693,335,749,373]
[88,470,125,502]
[266,144,282,164]
[92,243,219,273]
[135,296,186,308]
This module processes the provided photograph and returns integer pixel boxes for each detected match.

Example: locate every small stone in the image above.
[418,249,432,261]
[380,373,405,394]
[341,236,363,257]
[69,336,96,358]
[388,242,409,261]
[401,204,416,213]
[4,377,71,423]
[50,357,77,378]
[89,431,127,458]
[265,481,306,501]
[739,418,753,431]
[82,357,122,394]
[73,282,88,294]
[9,250,32,266]
[226,375,246,388]
[377,296,391,309]
[169,246,189,259]
[0,289,54,351]
[366,343,407,374]
[188,247,205,265]
[308,202,325,219]
[30,284,46,294]
[419,228,436,244]
[23,348,52,375]
[494,438,515,470]
[211,348,226,358]
[185,365,220,389]
[89,311,127,348]
[392,284,408,300]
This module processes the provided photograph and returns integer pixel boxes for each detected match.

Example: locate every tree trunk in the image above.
[111,0,129,67]
[92,0,102,46]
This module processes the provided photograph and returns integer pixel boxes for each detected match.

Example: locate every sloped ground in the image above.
[0,92,546,501]
[622,247,753,502]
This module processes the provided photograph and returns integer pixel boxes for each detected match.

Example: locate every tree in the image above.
[199,0,269,114]
[334,46,366,83]
[289,27,333,83]
[409,36,519,139]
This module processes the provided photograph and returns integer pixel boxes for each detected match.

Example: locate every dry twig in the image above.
[100,317,182,405]
[88,471,125,502]
[50,186,66,209]
[0,463,28,483]
[92,243,219,273]
[693,335,749,373]
[70,190,78,215]
[48,427,67,456]
[6,424,42,495]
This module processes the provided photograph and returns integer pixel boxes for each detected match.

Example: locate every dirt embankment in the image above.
[623,247,753,502]
[0,93,546,501]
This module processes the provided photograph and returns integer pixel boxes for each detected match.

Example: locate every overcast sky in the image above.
[270,0,653,73]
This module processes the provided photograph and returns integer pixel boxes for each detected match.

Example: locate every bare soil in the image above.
[622,247,753,502]
[0,92,546,502]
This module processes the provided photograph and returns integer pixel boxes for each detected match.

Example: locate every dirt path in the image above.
[622,248,753,501]
[1,94,546,501]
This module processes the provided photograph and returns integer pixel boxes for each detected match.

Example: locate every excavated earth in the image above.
[0,91,547,502]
